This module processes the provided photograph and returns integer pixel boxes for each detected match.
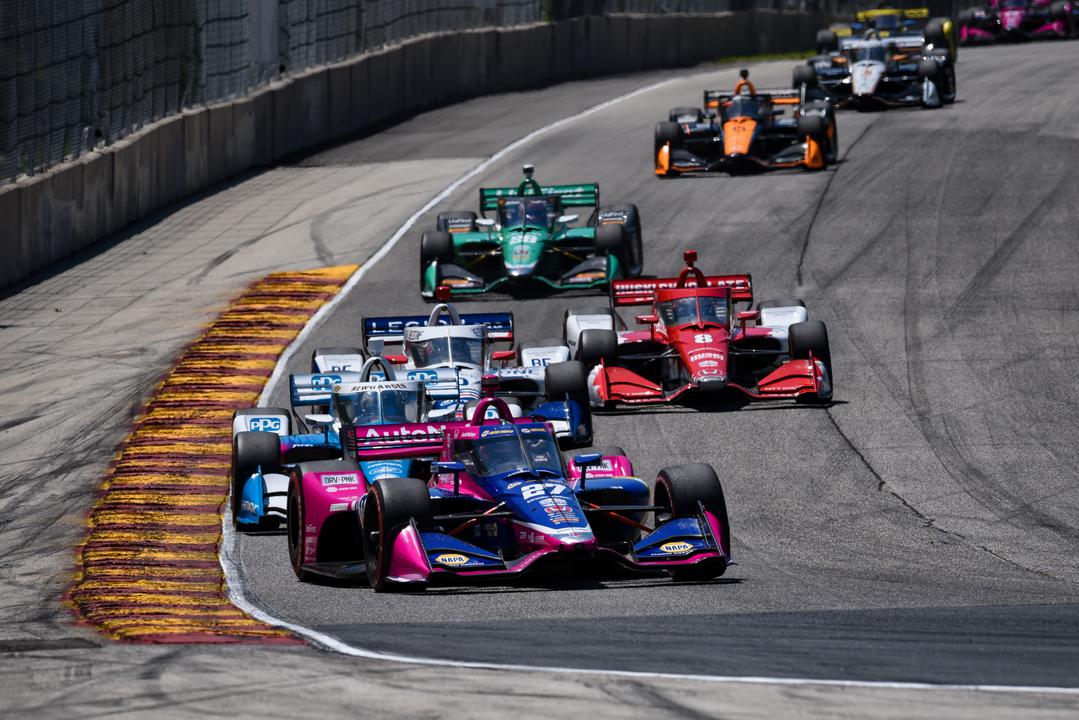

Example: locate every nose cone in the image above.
[722,117,757,157]
[504,234,542,276]
[851,60,884,96]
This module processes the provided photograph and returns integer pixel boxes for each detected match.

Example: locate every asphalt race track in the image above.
[238,43,1079,688]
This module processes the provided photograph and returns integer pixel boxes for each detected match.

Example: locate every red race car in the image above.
[563,250,833,408]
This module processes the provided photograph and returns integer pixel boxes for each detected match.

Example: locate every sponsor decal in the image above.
[699,360,718,368]
[329,502,350,512]
[434,553,469,566]
[326,487,337,493]
[247,417,283,432]
[321,473,358,486]
[539,497,570,508]
[660,541,695,555]
[306,525,317,533]
[241,500,258,514]
[311,374,342,390]
[363,424,444,439]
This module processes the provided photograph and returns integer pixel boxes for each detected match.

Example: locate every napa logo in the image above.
[248,417,283,432]
[660,541,694,555]
[434,553,469,566]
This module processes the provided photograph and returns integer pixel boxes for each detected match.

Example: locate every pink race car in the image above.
[959,0,1076,43]
[287,397,732,590]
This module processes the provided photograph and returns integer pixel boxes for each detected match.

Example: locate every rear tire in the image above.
[362,478,432,592]
[792,64,818,89]
[653,463,730,581]
[594,223,628,277]
[655,121,680,165]
[435,211,477,233]
[788,319,832,377]
[668,107,703,122]
[595,204,643,277]
[815,29,838,53]
[286,478,310,582]
[545,360,593,446]
[577,328,618,367]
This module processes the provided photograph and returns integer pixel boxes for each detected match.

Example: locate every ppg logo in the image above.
[248,417,283,432]
[311,374,342,390]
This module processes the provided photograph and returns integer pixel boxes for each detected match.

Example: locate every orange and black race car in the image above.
[654,70,838,177]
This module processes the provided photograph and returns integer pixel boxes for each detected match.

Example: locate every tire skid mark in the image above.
[68,266,356,643]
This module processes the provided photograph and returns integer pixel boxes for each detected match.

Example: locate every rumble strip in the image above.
[67,266,357,643]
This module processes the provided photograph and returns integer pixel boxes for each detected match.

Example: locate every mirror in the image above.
[490,349,515,361]
[475,218,495,228]
[433,460,466,473]
[573,452,603,466]
[736,310,758,322]
[557,214,579,224]
[382,353,407,364]
[635,313,658,324]
[304,414,335,425]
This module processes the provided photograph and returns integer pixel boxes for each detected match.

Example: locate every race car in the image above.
[563,250,833,409]
[793,34,956,110]
[420,165,643,299]
[286,395,733,589]
[654,69,838,176]
[362,288,594,447]
[816,7,958,58]
[229,356,423,530]
[958,0,1075,43]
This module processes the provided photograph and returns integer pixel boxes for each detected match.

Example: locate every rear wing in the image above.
[855,7,929,21]
[350,422,451,460]
[362,312,514,345]
[839,37,925,51]
[479,183,599,212]
[703,89,802,110]
[290,372,366,407]
[610,274,753,307]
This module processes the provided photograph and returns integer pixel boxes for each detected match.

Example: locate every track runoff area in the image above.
[74,43,1079,700]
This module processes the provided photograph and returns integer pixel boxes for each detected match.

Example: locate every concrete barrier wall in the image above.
[0,10,835,290]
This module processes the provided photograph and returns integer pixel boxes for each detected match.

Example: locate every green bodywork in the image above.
[421,181,625,298]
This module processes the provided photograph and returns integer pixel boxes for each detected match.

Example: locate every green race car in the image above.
[420,165,643,299]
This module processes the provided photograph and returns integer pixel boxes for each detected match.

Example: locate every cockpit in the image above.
[454,426,564,478]
[725,94,760,119]
[853,45,889,63]
[406,333,487,368]
[336,386,427,426]
[658,293,730,327]
[499,198,555,228]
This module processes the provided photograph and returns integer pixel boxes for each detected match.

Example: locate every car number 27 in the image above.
[521,483,568,500]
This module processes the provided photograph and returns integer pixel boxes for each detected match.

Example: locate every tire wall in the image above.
[0,10,838,290]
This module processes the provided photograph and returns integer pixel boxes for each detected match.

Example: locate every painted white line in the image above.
[221,72,1079,697]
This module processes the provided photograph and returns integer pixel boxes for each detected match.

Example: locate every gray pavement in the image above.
[2,49,1078,717]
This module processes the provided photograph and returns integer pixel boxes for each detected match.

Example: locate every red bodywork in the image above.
[591,251,826,406]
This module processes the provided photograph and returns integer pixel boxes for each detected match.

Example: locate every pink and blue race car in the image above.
[286,396,732,590]
[959,0,1076,42]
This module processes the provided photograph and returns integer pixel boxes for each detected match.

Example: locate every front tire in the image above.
[789,319,832,378]
[653,463,730,581]
[362,478,432,592]
[286,478,311,582]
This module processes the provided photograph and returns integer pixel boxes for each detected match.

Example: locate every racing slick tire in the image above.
[420,230,454,295]
[595,204,643,277]
[815,29,838,53]
[789,319,832,379]
[926,17,957,58]
[668,106,704,122]
[435,211,477,233]
[957,8,976,25]
[792,64,818,89]
[362,477,432,592]
[232,430,281,523]
[797,114,832,167]
[654,463,730,582]
[917,58,940,79]
[594,223,630,278]
[577,328,618,367]
[544,360,594,446]
[1050,2,1074,36]
[286,474,311,581]
[756,298,806,311]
